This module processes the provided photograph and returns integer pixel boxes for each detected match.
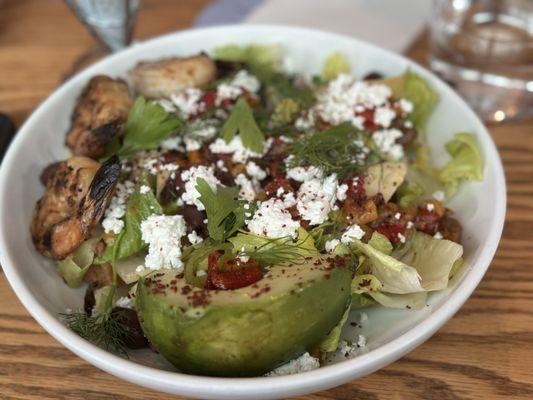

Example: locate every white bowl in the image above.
[0,25,505,399]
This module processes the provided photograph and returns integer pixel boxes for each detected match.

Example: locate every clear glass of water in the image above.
[430,0,533,123]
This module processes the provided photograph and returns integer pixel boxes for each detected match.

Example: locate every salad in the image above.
[30,44,483,377]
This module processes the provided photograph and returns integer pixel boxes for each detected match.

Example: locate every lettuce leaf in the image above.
[319,307,350,353]
[322,52,350,80]
[57,238,100,288]
[367,232,393,255]
[392,231,463,291]
[439,132,484,197]
[213,43,280,78]
[384,70,438,131]
[220,98,265,153]
[352,240,423,294]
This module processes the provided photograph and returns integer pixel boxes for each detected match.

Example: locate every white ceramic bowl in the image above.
[0,25,505,399]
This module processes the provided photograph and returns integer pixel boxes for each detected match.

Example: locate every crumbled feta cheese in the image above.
[190,125,217,139]
[372,128,404,160]
[426,203,435,211]
[394,212,401,220]
[196,269,207,277]
[374,106,396,128]
[209,136,271,163]
[216,159,228,172]
[216,70,260,105]
[325,239,340,253]
[357,334,367,348]
[170,88,204,119]
[266,352,320,376]
[336,184,348,201]
[246,198,300,238]
[337,335,367,358]
[294,110,315,131]
[406,221,414,229]
[398,233,406,243]
[341,224,365,244]
[234,173,258,201]
[296,174,339,225]
[315,74,392,128]
[141,215,187,270]
[180,165,221,210]
[245,161,267,181]
[434,231,443,240]
[282,191,297,208]
[115,296,133,309]
[403,120,414,129]
[399,98,414,114]
[102,181,135,234]
[139,185,151,194]
[160,136,183,151]
[187,230,203,245]
[183,137,202,152]
[286,165,323,181]
[155,98,177,113]
[432,190,445,202]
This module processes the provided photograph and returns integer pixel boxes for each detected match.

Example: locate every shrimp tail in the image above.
[50,155,121,259]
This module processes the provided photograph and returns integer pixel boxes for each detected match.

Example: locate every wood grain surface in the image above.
[0,1,532,399]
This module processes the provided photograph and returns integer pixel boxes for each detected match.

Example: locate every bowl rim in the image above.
[0,24,506,399]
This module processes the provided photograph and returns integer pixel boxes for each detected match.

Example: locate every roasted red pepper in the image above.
[205,252,263,290]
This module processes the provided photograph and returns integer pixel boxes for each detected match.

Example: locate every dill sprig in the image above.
[237,234,311,266]
[61,311,133,356]
[287,123,369,177]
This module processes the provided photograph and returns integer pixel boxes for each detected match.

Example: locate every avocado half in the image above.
[136,255,352,377]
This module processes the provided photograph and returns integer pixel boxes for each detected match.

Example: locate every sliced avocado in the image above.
[136,255,353,376]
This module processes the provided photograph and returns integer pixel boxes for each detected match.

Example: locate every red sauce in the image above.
[374,221,406,243]
[414,209,440,235]
[205,252,263,291]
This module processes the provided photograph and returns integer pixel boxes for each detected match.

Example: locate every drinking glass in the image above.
[430,0,533,123]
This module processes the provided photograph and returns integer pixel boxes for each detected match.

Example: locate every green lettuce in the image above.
[57,238,100,288]
[367,232,393,255]
[439,133,484,197]
[392,231,463,291]
[322,52,350,80]
[384,70,438,131]
[319,307,350,353]
[213,43,280,78]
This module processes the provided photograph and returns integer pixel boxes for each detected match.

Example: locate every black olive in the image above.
[111,307,148,349]
[0,113,16,162]
[362,71,384,81]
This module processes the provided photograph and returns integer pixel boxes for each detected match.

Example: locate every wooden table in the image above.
[1,1,532,399]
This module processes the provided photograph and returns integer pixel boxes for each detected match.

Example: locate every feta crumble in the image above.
[296,174,339,225]
[170,88,204,119]
[434,231,443,240]
[372,128,404,160]
[426,203,435,211]
[141,214,187,270]
[399,98,414,114]
[286,165,323,182]
[315,74,392,128]
[246,198,300,238]
[180,165,221,211]
[325,239,340,253]
[245,161,267,181]
[266,352,320,376]
[234,173,258,201]
[160,136,183,151]
[115,296,133,309]
[139,185,151,194]
[187,230,203,245]
[216,70,260,106]
[102,180,135,234]
[209,136,271,163]
[373,106,396,128]
[341,224,365,244]
[398,233,406,243]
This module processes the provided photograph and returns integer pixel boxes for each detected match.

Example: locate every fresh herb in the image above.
[96,179,163,264]
[229,228,316,266]
[196,178,247,242]
[61,311,133,356]
[221,98,265,153]
[270,98,300,128]
[287,123,368,177]
[263,72,314,109]
[106,96,181,158]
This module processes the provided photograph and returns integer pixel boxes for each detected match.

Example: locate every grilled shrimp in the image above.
[66,76,132,159]
[31,156,121,259]
[129,54,216,98]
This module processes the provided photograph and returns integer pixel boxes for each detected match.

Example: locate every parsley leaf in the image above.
[196,178,246,242]
[221,98,265,153]
[96,180,162,264]
[110,96,182,158]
